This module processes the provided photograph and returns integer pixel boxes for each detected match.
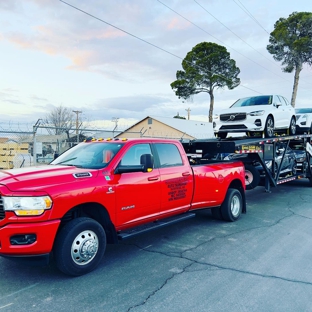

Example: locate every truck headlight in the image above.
[2,196,53,216]
[248,110,265,116]
[213,114,219,120]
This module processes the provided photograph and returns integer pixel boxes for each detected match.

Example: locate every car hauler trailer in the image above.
[182,134,312,192]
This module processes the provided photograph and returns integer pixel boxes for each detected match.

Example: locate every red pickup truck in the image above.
[0,138,245,276]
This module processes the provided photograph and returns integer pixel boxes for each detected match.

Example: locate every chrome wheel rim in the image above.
[245,170,253,186]
[266,118,274,137]
[231,195,241,217]
[71,230,99,265]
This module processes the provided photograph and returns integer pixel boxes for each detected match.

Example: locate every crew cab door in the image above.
[153,143,193,217]
[114,143,161,227]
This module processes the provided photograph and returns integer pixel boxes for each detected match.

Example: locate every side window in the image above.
[121,144,152,166]
[154,143,183,168]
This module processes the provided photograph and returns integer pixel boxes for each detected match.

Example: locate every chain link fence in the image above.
[0,122,211,170]
[0,126,141,169]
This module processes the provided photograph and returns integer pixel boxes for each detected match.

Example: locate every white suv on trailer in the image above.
[295,108,312,134]
[213,95,296,139]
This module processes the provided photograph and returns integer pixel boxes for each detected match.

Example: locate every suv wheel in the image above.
[289,117,296,135]
[264,116,274,138]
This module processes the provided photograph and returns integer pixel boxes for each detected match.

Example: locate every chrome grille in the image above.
[220,113,246,122]
[0,196,5,220]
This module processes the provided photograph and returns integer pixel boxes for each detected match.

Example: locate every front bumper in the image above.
[0,220,60,256]
[213,118,265,133]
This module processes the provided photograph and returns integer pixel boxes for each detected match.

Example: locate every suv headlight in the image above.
[2,196,53,216]
[248,110,265,116]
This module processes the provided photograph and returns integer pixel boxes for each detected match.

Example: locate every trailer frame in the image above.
[182,134,312,192]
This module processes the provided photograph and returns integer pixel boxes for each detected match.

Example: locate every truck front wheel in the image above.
[221,188,242,222]
[54,217,107,276]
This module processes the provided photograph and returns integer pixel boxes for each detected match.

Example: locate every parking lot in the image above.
[1,179,312,312]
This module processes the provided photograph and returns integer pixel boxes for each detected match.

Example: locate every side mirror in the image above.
[140,154,154,172]
[114,165,144,174]
[114,154,154,174]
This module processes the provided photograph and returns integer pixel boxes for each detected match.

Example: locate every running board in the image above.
[117,212,196,240]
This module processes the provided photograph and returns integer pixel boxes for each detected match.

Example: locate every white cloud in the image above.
[0,0,311,130]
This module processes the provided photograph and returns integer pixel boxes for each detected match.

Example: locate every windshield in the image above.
[295,108,312,114]
[231,95,273,108]
[51,142,125,169]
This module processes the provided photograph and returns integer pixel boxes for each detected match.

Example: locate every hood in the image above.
[0,165,99,192]
[218,105,272,114]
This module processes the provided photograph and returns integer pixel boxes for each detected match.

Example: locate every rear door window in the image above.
[154,143,183,168]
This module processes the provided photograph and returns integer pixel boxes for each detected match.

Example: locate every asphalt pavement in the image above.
[1,179,312,312]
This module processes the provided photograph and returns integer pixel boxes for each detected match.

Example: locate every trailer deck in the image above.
[182,134,312,192]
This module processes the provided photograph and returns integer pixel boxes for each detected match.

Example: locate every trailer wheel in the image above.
[244,164,260,190]
[54,217,106,276]
[264,116,274,138]
[221,188,242,222]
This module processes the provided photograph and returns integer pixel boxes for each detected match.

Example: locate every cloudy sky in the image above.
[0,0,311,131]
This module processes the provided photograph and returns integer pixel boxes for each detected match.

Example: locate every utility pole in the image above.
[32,119,42,166]
[112,117,119,138]
[185,107,191,120]
[72,110,82,143]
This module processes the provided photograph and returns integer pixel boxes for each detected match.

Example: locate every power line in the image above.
[157,0,291,84]
[194,0,278,67]
[231,1,312,90]
[232,0,270,35]
[59,0,261,94]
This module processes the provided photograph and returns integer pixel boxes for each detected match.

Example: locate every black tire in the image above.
[220,188,243,222]
[244,164,260,190]
[217,132,227,139]
[54,217,106,276]
[289,117,296,136]
[264,116,274,138]
[211,207,223,220]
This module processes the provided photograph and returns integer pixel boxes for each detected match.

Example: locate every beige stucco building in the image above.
[116,116,213,140]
